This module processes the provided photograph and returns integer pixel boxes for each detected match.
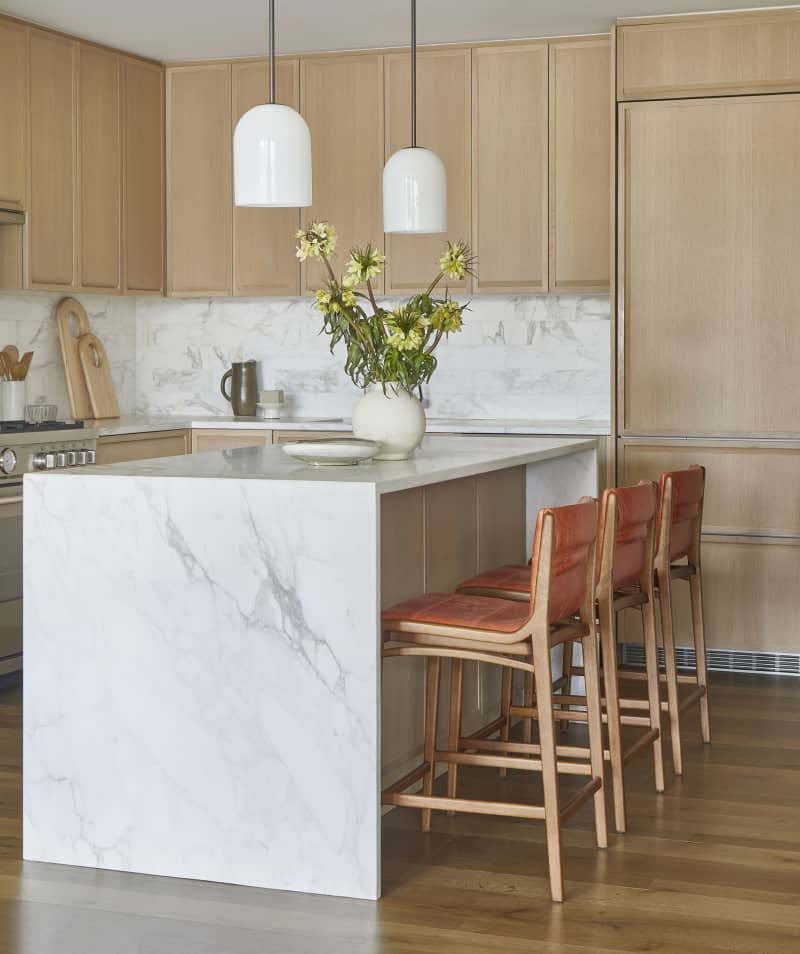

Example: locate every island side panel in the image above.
[23,474,381,901]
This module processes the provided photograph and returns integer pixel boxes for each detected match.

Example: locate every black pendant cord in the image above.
[268,0,276,105]
[411,0,417,148]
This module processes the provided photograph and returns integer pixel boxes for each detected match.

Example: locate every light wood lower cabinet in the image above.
[271,430,350,443]
[0,18,28,211]
[232,59,301,296]
[28,29,77,290]
[472,43,549,294]
[191,429,272,454]
[166,63,233,297]
[96,429,191,465]
[78,45,121,292]
[384,47,471,294]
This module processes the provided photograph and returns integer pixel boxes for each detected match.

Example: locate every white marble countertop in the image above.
[90,414,610,438]
[32,435,598,496]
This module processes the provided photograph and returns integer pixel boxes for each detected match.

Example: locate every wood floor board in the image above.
[0,675,797,953]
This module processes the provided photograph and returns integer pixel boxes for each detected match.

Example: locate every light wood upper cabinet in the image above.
[122,57,164,295]
[166,63,232,297]
[28,29,77,289]
[301,54,385,294]
[232,58,301,296]
[384,48,471,294]
[472,43,548,294]
[0,19,28,211]
[620,95,800,437]
[78,46,121,292]
[617,9,800,101]
[549,38,610,293]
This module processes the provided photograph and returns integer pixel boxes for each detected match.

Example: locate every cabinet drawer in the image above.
[620,441,800,537]
[191,429,271,453]
[97,429,191,464]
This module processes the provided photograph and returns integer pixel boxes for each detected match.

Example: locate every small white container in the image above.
[0,381,26,422]
[257,402,286,420]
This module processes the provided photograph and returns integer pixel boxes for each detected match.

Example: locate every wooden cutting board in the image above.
[78,332,120,419]
[55,298,94,419]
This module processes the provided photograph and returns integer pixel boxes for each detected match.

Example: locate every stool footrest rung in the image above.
[679,684,707,713]
[384,761,431,795]
[622,728,660,766]
[433,748,592,777]
[383,791,546,820]
[559,778,603,824]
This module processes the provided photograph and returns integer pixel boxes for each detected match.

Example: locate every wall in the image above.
[0,291,610,425]
[136,294,611,423]
[0,292,137,417]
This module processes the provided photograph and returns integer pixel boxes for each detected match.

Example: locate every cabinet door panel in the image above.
[549,39,611,292]
[621,96,800,436]
[29,30,76,288]
[123,58,164,295]
[0,19,28,210]
[472,44,548,293]
[191,430,271,453]
[233,59,300,296]
[96,430,190,465]
[78,46,121,291]
[384,48,471,294]
[167,64,232,297]
[301,54,384,294]
[618,10,800,101]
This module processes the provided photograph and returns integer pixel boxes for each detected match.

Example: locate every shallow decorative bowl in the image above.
[281,437,381,467]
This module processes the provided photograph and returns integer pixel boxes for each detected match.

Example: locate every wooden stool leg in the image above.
[522,671,534,744]
[530,645,564,902]
[581,629,609,851]
[642,598,665,793]
[560,641,574,739]
[690,570,711,744]
[657,579,683,776]
[499,667,513,778]
[598,597,626,833]
[447,658,464,805]
[421,656,442,832]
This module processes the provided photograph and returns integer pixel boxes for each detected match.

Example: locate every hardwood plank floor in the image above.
[0,673,798,953]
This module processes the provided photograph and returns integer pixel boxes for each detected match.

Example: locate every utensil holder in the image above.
[0,381,26,422]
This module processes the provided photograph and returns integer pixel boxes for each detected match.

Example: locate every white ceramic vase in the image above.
[352,383,426,460]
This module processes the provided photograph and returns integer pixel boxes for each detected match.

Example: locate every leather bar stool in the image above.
[457,481,665,834]
[381,499,607,903]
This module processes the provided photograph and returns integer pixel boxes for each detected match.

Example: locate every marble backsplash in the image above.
[136,294,611,423]
[0,291,610,425]
[0,292,137,417]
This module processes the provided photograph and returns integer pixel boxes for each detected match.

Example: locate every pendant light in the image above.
[233,0,312,207]
[383,0,447,233]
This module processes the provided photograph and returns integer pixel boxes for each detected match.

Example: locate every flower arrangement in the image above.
[296,222,475,394]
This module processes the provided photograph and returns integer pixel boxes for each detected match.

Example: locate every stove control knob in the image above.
[86,449,96,465]
[77,450,88,466]
[66,451,77,467]
[56,452,67,469]
[32,452,56,471]
[0,448,17,475]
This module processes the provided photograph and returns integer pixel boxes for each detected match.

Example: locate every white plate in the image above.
[281,437,382,466]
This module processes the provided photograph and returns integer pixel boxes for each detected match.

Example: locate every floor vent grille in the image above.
[620,644,800,677]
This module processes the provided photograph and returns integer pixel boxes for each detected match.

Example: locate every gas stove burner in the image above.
[0,420,85,434]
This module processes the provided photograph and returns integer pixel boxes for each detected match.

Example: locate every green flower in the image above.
[430,299,464,334]
[314,289,340,315]
[296,222,337,261]
[385,306,427,352]
[438,241,474,281]
[345,245,385,284]
[341,288,358,308]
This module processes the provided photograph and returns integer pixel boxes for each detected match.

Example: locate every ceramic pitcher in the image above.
[221,360,258,417]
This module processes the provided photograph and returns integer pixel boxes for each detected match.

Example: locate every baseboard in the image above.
[620,643,800,677]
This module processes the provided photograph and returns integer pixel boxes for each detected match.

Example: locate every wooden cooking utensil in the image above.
[55,297,94,418]
[2,345,19,366]
[19,352,33,379]
[78,332,120,419]
[11,362,26,381]
[0,353,9,382]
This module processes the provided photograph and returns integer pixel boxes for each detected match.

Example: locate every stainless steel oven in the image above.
[0,422,98,674]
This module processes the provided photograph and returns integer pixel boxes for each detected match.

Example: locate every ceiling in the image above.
[0,0,791,62]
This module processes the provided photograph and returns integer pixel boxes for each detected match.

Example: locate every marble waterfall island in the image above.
[23,436,597,901]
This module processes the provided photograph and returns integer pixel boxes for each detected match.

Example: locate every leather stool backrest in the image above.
[598,480,658,592]
[530,497,598,625]
[657,465,706,568]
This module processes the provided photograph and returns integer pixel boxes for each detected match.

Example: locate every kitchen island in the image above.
[23,436,597,900]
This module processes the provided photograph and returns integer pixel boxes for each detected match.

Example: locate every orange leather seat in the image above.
[382,592,530,635]
[456,564,530,599]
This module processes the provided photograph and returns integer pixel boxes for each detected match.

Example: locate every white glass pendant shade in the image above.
[383,146,447,233]
[233,103,312,207]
